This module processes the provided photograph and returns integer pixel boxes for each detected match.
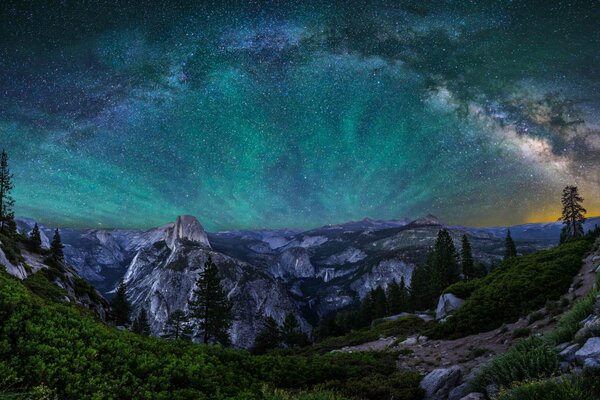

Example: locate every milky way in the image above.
[1,1,599,230]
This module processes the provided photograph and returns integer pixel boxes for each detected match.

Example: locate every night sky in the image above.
[1,1,599,230]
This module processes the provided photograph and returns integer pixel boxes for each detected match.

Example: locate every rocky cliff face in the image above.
[122,216,308,347]
[14,213,580,348]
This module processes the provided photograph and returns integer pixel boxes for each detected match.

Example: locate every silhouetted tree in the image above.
[252,316,280,354]
[371,286,388,319]
[559,185,586,241]
[387,278,408,315]
[460,235,475,280]
[410,262,437,311]
[29,223,42,252]
[432,229,460,289]
[188,256,233,345]
[162,309,193,341]
[504,229,517,260]
[0,149,15,233]
[111,281,131,326]
[50,229,64,262]
[281,313,308,348]
[132,308,151,336]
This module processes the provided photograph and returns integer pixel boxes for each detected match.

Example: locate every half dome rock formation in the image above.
[164,215,211,250]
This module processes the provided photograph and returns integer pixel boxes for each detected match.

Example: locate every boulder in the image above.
[436,293,465,320]
[575,337,600,364]
[448,382,471,400]
[559,343,581,362]
[574,316,600,341]
[583,358,600,370]
[420,366,462,400]
[400,336,418,346]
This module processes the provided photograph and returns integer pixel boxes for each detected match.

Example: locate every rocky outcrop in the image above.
[123,217,309,348]
[165,215,210,250]
[574,337,600,365]
[436,293,466,320]
[350,259,414,299]
[420,366,462,400]
[271,247,315,279]
[0,244,27,279]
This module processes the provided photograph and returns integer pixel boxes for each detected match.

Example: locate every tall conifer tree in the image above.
[132,308,151,336]
[0,149,15,233]
[50,229,64,262]
[188,256,233,345]
[504,229,517,260]
[111,281,131,326]
[252,316,280,354]
[30,223,42,252]
[559,185,586,241]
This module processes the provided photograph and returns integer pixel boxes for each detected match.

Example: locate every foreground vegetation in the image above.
[0,270,423,400]
[473,263,600,399]
[428,236,594,338]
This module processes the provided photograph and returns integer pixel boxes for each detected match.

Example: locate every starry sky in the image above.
[1,1,599,230]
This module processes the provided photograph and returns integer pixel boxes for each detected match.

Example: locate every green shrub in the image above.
[545,289,598,345]
[472,337,559,392]
[527,311,546,324]
[497,377,589,400]
[442,279,481,299]
[428,238,593,339]
[319,372,423,400]
[262,388,345,400]
[0,271,423,399]
[512,327,531,339]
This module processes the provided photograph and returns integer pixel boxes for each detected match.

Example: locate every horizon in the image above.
[15,211,600,233]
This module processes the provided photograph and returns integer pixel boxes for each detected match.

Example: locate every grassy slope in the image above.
[0,270,422,400]
[428,237,594,339]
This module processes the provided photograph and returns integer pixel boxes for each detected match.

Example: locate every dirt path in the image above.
[335,250,600,376]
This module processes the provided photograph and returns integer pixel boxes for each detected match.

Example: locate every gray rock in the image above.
[448,382,471,400]
[575,316,600,341]
[436,293,466,320]
[583,358,600,369]
[459,394,485,400]
[165,215,211,250]
[575,337,600,364]
[559,343,581,362]
[400,336,418,346]
[560,361,571,373]
[420,366,462,400]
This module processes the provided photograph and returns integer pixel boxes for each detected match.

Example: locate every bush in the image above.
[319,372,423,400]
[428,238,593,339]
[442,279,481,299]
[545,289,598,345]
[0,271,423,399]
[497,377,589,400]
[472,337,559,392]
[512,327,531,339]
[262,388,344,400]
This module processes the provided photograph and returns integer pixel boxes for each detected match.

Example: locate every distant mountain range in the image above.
[14,214,600,347]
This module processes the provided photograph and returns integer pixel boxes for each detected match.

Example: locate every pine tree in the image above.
[358,291,374,326]
[410,262,436,311]
[252,316,280,354]
[387,278,408,315]
[50,229,64,262]
[460,235,475,280]
[281,313,308,348]
[29,223,42,252]
[504,229,517,260]
[188,256,233,345]
[432,229,460,289]
[0,149,15,233]
[132,308,151,336]
[162,309,193,341]
[371,286,388,319]
[111,281,131,326]
[559,185,586,241]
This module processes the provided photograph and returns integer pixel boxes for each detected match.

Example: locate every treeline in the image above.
[315,229,517,339]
